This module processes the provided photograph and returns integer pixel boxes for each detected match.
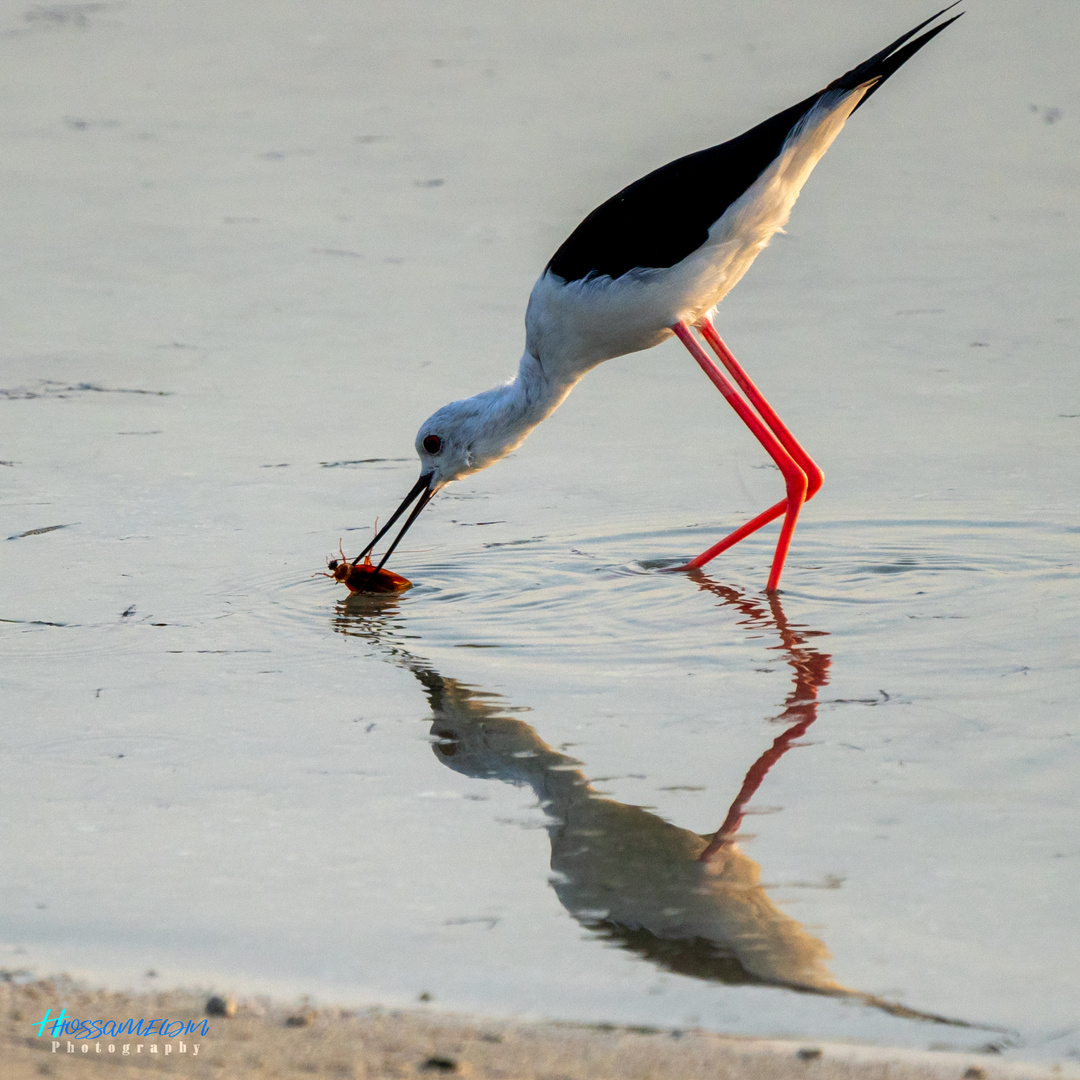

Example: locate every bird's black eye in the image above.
[423,434,442,455]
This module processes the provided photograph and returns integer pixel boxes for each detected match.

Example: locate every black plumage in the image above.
[547,4,961,284]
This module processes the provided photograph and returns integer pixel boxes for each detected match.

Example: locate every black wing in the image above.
[546,5,962,283]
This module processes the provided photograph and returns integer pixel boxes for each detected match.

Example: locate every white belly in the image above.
[525,87,865,385]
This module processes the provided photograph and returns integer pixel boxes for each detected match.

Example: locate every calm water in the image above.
[2,0,1078,1064]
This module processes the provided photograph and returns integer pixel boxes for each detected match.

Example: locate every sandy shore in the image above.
[2,978,1073,1080]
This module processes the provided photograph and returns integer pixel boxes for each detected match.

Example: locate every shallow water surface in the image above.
[1,0,1078,1065]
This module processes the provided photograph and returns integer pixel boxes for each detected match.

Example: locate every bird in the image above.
[353,5,962,592]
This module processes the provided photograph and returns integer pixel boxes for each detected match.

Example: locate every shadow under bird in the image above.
[354,5,962,592]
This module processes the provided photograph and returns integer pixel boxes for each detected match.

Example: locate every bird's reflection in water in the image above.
[332,579,971,1028]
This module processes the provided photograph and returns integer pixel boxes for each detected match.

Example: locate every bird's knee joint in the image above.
[784,469,809,503]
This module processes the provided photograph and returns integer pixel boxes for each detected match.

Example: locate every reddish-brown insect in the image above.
[317,541,412,594]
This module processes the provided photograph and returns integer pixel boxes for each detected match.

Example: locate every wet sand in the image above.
[2,978,1072,1080]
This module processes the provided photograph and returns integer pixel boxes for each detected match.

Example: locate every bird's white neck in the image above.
[502,348,580,427]
[422,350,582,485]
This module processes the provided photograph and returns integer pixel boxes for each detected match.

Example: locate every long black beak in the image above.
[353,472,436,569]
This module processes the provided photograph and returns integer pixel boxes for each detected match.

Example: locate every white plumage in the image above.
[414,87,870,488]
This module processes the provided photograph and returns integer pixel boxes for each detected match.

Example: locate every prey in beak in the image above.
[319,540,412,594]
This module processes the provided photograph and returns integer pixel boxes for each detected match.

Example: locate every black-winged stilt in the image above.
[354,5,962,592]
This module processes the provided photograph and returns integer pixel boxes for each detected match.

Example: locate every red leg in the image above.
[669,320,817,592]
[699,317,823,501]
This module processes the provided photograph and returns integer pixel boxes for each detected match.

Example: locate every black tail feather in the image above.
[546,7,962,282]
[829,3,964,112]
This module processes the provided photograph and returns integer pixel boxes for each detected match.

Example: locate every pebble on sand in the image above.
[206,994,237,1018]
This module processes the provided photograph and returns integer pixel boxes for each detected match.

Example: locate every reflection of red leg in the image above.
[698,713,816,862]
[669,319,823,592]
[697,590,831,863]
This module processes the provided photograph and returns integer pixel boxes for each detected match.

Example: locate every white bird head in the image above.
[354,360,554,572]
[415,386,535,488]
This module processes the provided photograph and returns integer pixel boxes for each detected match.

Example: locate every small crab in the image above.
[317,541,412,594]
